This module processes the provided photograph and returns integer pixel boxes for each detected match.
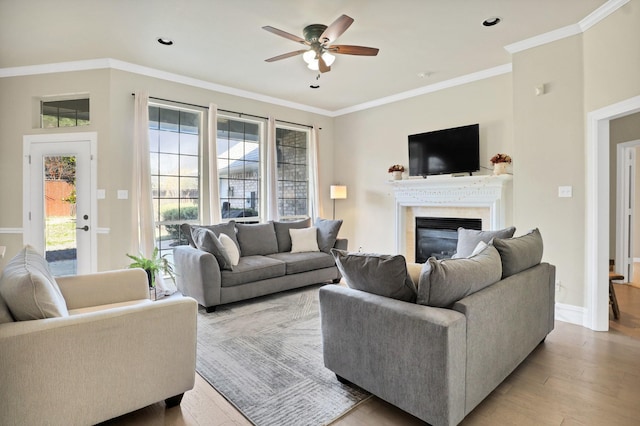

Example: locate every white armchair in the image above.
[0,247,198,426]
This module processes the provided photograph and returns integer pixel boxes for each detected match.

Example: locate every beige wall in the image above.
[333,74,513,254]
[0,69,335,271]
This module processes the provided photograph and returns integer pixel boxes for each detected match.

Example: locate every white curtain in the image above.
[265,116,279,221]
[208,104,222,224]
[132,92,176,295]
[308,125,322,220]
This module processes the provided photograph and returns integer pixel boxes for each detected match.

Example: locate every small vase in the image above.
[392,171,403,180]
[493,162,508,176]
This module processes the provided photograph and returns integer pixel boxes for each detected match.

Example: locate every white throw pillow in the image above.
[290,227,320,253]
[219,233,240,266]
[469,241,489,258]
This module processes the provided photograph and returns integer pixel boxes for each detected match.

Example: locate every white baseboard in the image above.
[555,302,586,326]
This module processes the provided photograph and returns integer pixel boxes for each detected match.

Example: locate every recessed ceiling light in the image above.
[482,17,501,27]
[157,37,174,46]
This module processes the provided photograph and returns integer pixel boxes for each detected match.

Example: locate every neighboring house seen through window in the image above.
[276,127,309,219]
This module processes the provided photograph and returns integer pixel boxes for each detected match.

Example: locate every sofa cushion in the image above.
[181,221,239,250]
[273,218,311,252]
[219,233,240,266]
[290,227,320,253]
[493,228,543,278]
[452,226,516,258]
[0,296,14,324]
[236,223,279,256]
[331,249,417,302]
[417,245,502,307]
[220,255,286,287]
[316,218,343,253]
[267,251,336,274]
[0,245,69,320]
[190,227,234,271]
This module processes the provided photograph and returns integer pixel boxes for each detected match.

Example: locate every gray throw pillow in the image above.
[236,222,279,256]
[452,226,516,258]
[417,245,502,308]
[493,228,543,278]
[190,227,234,271]
[181,221,238,249]
[331,249,417,302]
[273,218,311,252]
[0,245,69,320]
[315,218,343,253]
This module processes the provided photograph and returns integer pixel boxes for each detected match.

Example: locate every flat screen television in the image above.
[408,124,480,177]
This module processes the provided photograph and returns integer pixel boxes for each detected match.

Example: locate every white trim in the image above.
[586,95,640,331]
[333,64,512,116]
[505,0,628,54]
[555,303,586,326]
[0,228,23,233]
[96,227,110,234]
[634,257,640,263]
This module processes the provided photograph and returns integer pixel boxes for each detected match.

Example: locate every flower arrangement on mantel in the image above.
[489,153,512,164]
[388,164,405,173]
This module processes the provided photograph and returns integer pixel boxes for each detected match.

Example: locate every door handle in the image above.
[76,225,89,231]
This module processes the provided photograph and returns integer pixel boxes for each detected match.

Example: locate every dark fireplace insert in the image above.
[415,217,482,263]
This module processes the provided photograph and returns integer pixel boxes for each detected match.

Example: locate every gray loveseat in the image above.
[175,218,346,312]
[319,228,555,426]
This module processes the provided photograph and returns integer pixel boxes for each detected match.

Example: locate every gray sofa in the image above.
[175,218,346,312]
[319,228,555,426]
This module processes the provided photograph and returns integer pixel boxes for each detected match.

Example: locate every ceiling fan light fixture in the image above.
[302,50,316,64]
[305,51,335,70]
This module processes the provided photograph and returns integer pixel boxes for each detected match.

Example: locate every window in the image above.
[276,127,309,218]
[41,98,90,128]
[217,117,261,221]
[148,105,201,258]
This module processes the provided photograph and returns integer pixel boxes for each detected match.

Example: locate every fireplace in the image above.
[415,217,482,263]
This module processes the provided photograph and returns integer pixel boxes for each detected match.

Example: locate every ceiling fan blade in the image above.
[265,50,308,62]
[319,14,354,44]
[262,26,308,45]
[329,45,380,56]
[318,55,331,73]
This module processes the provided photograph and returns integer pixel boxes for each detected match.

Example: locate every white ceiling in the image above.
[1,0,609,114]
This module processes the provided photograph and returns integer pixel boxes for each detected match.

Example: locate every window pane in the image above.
[180,133,199,155]
[159,153,179,176]
[159,130,179,154]
[276,127,309,218]
[41,98,90,128]
[159,108,179,132]
[180,155,198,177]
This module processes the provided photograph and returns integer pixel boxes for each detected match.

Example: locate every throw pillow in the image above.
[191,227,234,270]
[273,218,311,252]
[236,222,279,256]
[331,249,417,302]
[493,228,543,278]
[181,221,239,250]
[452,226,516,258]
[0,245,69,320]
[417,245,502,308]
[219,233,240,266]
[290,227,320,253]
[315,218,343,253]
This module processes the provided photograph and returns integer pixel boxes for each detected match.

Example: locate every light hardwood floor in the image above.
[103,286,640,426]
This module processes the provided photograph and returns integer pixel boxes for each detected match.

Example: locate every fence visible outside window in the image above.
[41,98,90,128]
[148,105,201,258]
[276,127,309,218]
[217,117,261,221]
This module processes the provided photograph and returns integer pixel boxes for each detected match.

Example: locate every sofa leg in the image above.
[205,305,216,313]
[332,278,341,284]
[165,393,184,408]
[336,374,353,385]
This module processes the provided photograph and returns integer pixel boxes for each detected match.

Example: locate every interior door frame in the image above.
[23,132,98,274]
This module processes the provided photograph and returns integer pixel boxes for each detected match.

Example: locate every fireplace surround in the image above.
[390,174,512,262]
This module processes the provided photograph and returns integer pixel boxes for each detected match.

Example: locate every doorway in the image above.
[615,141,640,283]
[23,132,97,275]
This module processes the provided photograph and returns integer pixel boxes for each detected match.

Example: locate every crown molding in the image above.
[504,0,629,54]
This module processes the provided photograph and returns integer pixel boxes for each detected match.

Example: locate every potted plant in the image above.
[489,153,512,175]
[388,164,405,180]
[126,247,175,288]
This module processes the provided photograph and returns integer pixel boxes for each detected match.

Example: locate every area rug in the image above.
[195,284,371,426]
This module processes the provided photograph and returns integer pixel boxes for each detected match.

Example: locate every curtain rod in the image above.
[131,93,315,129]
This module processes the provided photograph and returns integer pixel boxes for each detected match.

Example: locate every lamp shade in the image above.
[330,185,347,200]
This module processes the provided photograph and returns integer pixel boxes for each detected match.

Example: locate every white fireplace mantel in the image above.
[390,174,513,258]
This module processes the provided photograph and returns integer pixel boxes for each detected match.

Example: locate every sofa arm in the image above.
[333,238,348,250]
[174,246,221,309]
[319,285,466,426]
[0,296,198,426]
[57,268,149,310]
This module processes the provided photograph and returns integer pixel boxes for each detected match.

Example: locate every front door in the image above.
[24,133,96,275]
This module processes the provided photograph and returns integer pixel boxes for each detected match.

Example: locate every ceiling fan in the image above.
[263,14,379,73]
